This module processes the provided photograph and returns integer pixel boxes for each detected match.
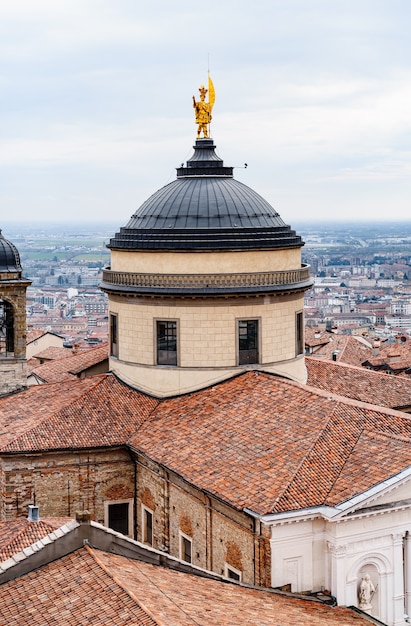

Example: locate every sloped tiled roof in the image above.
[0,375,158,453]
[0,518,71,562]
[30,343,109,383]
[305,330,373,367]
[0,547,157,625]
[32,346,73,361]
[26,329,62,345]
[306,357,411,410]
[0,544,373,625]
[364,340,411,370]
[0,377,106,450]
[94,548,371,625]
[131,372,411,515]
[2,370,411,517]
[26,329,48,344]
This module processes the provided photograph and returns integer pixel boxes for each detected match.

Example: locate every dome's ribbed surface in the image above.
[108,139,303,251]
[0,230,22,272]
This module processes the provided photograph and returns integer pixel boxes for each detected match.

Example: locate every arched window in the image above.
[0,299,14,355]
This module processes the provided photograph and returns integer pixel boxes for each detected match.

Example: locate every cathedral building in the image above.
[2,87,411,625]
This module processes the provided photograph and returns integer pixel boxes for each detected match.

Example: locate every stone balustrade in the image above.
[101,265,312,293]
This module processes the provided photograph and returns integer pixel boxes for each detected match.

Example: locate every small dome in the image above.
[108,139,303,252]
[0,230,22,273]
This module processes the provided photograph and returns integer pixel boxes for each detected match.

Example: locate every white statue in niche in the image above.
[359,573,375,611]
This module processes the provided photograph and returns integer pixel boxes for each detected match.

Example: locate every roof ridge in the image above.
[271,402,365,513]
[304,378,411,417]
[125,399,162,443]
[268,403,341,512]
[85,545,161,625]
[304,405,365,506]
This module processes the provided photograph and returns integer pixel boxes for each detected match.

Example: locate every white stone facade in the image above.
[269,477,411,625]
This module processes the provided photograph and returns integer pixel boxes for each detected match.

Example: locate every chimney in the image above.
[28,505,40,522]
[372,339,380,357]
[76,510,91,523]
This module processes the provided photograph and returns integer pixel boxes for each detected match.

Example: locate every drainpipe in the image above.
[133,454,138,541]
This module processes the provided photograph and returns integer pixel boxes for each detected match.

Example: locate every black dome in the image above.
[108,139,303,252]
[0,230,22,272]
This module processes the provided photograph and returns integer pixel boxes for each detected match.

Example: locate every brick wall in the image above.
[1,446,271,587]
[135,452,270,586]
[1,448,134,522]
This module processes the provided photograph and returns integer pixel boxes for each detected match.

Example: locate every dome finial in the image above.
[192,75,215,139]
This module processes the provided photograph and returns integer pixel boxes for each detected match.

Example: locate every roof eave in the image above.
[245,466,411,524]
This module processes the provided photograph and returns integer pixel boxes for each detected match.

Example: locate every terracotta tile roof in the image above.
[0,544,372,625]
[89,548,373,625]
[0,547,157,625]
[32,346,73,361]
[306,357,411,410]
[26,329,48,344]
[0,375,158,453]
[337,336,373,367]
[382,359,410,372]
[306,331,373,367]
[131,372,411,515]
[0,518,72,561]
[274,399,411,511]
[304,328,330,347]
[30,343,109,383]
[3,370,411,517]
[26,329,62,345]
[0,376,106,450]
[365,340,411,369]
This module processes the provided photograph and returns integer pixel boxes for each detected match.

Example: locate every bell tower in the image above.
[0,230,31,396]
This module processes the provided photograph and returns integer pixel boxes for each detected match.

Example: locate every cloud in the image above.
[1,0,411,222]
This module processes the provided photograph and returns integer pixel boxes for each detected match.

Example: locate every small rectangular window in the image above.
[180,534,192,563]
[296,311,303,356]
[225,564,242,581]
[143,507,153,546]
[108,502,129,535]
[110,313,118,357]
[238,320,259,365]
[157,321,177,366]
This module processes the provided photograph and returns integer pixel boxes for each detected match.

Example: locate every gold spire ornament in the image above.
[192,75,215,139]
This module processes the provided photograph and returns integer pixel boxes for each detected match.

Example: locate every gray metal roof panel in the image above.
[0,230,22,272]
[108,139,303,251]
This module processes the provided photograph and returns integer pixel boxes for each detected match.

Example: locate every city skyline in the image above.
[1,0,411,224]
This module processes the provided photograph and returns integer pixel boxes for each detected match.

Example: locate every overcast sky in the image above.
[1,0,410,226]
